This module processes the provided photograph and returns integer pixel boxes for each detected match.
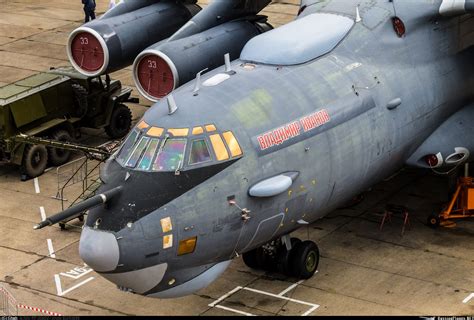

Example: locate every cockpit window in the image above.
[137,138,160,171]
[116,123,243,171]
[116,129,139,165]
[152,139,187,172]
[209,134,229,161]
[126,136,149,168]
[189,139,211,165]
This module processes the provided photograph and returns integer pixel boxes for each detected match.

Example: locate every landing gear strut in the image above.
[242,237,320,279]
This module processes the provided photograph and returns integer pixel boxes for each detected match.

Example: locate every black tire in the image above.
[72,83,88,118]
[105,104,132,139]
[290,240,320,279]
[277,238,301,276]
[242,249,260,269]
[22,144,48,178]
[427,213,440,228]
[48,130,73,166]
[255,247,278,272]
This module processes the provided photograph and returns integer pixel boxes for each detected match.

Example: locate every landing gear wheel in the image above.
[256,247,277,272]
[290,240,320,279]
[242,249,260,269]
[277,238,301,276]
[22,144,48,179]
[59,223,66,230]
[427,213,441,228]
[48,130,73,166]
[105,104,132,139]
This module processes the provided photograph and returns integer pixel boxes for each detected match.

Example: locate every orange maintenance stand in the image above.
[428,175,474,228]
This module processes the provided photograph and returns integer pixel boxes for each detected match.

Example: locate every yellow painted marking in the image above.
[160,217,172,233]
[288,190,293,197]
[163,235,173,249]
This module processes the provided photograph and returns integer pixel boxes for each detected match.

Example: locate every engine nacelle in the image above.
[67,0,200,77]
[407,103,474,169]
[133,19,272,101]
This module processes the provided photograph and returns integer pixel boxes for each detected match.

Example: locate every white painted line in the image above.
[34,177,40,194]
[46,239,56,258]
[209,286,243,307]
[278,280,304,296]
[302,305,319,316]
[54,274,62,296]
[243,287,318,308]
[39,206,46,222]
[209,284,319,317]
[214,305,255,316]
[463,293,474,303]
[60,277,94,296]
[60,268,93,280]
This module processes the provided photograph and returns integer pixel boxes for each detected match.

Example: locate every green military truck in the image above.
[0,66,135,179]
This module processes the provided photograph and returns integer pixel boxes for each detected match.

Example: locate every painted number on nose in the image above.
[80,37,89,45]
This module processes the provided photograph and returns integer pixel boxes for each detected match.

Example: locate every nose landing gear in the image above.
[242,237,320,279]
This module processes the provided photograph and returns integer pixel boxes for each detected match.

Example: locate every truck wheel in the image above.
[106,104,132,139]
[48,130,73,166]
[22,145,48,178]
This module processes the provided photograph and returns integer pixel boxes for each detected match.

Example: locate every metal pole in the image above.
[465,163,469,178]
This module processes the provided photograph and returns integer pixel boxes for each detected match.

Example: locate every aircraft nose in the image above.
[79,226,120,272]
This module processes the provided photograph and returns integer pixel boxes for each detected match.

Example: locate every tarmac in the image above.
[0,0,473,316]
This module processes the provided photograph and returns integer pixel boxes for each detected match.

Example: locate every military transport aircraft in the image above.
[36,0,474,299]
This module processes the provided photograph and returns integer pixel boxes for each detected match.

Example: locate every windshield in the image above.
[153,139,186,172]
[116,124,243,172]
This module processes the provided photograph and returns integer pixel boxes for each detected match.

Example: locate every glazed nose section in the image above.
[79,226,119,272]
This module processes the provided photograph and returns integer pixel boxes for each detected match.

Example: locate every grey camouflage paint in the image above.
[79,0,474,298]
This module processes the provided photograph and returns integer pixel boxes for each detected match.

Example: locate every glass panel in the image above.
[137,120,149,130]
[205,124,216,132]
[116,129,139,165]
[137,138,160,171]
[153,139,187,172]
[223,131,243,157]
[126,136,150,168]
[209,134,229,161]
[192,127,204,135]
[189,139,211,165]
[147,127,164,137]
